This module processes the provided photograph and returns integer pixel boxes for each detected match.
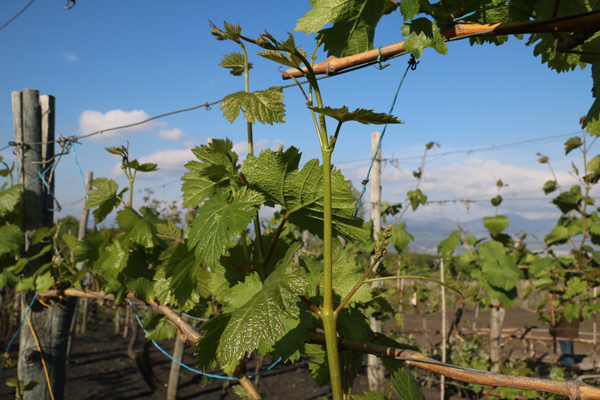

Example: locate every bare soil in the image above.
[0,305,596,400]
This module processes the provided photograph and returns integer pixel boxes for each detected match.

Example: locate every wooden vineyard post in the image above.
[79,171,93,334]
[440,259,446,400]
[367,131,386,393]
[65,170,93,362]
[594,286,598,372]
[13,89,77,400]
[167,315,189,400]
[166,207,195,400]
[489,299,506,373]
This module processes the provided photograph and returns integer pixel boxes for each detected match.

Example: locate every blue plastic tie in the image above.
[25,160,56,189]
[126,299,282,381]
[71,143,89,200]
[441,0,512,29]
[0,292,38,374]
[36,166,60,212]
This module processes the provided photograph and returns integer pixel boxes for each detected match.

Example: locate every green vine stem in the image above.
[240,231,252,273]
[336,259,382,315]
[264,211,290,266]
[320,147,344,400]
[128,175,135,207]
[239,38,266,280]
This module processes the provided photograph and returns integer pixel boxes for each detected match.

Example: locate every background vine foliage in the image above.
[2,1,600,400]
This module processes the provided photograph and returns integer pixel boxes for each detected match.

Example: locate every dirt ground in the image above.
[0,305,597,400]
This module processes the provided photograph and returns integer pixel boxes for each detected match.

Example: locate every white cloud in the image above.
[110,148,194,177]
[183,140,198,149]
[232,139,286,159]
[157,128,186,141]
[79,109,166,141]
[343,157,585,221]
[63,51,78,61]
[381,158,572,199]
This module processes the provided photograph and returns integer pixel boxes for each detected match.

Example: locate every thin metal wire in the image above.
[0,0,38,32]
[1,76,332,150]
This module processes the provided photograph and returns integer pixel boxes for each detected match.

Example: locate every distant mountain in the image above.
[400,213,558,254]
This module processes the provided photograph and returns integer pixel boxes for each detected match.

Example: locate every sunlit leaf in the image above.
[0,184,21,213]
[0,225,23,256]
[402,18,447,58]
[308,106,402,125]
[296,0,397,57]
[221,88,285,125]
[188,187,264,269]
[86,178,121,224]
[217,245,308,366]
[220,52,251,76]
[242,148,369,244]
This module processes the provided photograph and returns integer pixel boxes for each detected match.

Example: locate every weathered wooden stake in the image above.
[167,315,189,400]
[66,170,93,361]
[440,259,446,400]
[14,89,76,400]
[367,131,385,393]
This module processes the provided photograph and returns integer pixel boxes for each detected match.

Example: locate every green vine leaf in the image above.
[188,187,264,269]
[210,21,242,43]
[479,241,519,292]
[35,272,54,293]
[0,225,23,256]
[217,245,308,367]
[352,391,387,400]
[305,343,330,386]
[543,180,557,195]
[143,313,177,341]
[222,272,263,313]
[116,207,165,249]
[552,185,582,214]
[74,229,115,267]
[195,313,232,372]
[181,139,239,208]
[164,243,203,307]
[465,1,534,46]
[210,243,248,301]
[337,306,371,341]
[220,87,285,125]
[546,225,570,246]
[391,369,426,400]
[400,0,419,22]
[483,215,509,237]
[123,159,158,173]
[242,148,369,244]
[86,178,124,224]
[406,188,427,211]
[438,231,460,258]
[220,52,251,76]
[565,136,583,155]
[389,222,414,253]
[96,239,128,282]
[0,183,22,213]
[295,0,397,57]
[308,106,402,125]
[301,243,371,306]
[401,18,447,58]
[259,309,313,363]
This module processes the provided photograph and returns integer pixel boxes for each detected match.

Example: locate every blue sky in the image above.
[0,0,597,231]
